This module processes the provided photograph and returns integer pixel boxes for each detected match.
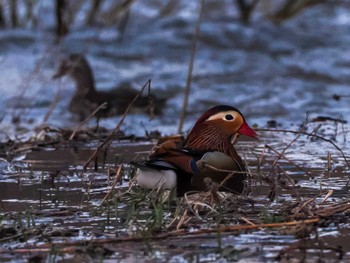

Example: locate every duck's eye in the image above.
[224,114,234,121]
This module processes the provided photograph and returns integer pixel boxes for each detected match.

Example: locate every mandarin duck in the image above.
[133,105,257,196]
[52,54,166,120]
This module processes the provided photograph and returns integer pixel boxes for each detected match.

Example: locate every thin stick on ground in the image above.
[99,165,122,205]
[83,79,152,171]
[177,0,205,134]
[69,102,108,140]
[1,218,319,253]
[256,128,350,177]
[42,80,62,123]
[268,119,307,177]
[265,144,313,176]
[291,191,327,217]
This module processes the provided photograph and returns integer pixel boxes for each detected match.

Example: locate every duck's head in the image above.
[185,105,257,152]
[52,54,91,80]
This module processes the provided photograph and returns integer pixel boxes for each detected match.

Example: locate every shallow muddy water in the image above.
[1,126,350,262]
[1,1,350,262]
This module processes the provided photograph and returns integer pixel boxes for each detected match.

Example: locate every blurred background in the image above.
[0,0,349,138]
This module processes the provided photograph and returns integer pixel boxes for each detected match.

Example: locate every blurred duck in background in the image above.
[53,54,166,121]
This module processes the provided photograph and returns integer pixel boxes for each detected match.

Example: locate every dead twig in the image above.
[42,79,62,124]
[256,128,350,184]
[313,201,350,218]
[260,118,307,201]
[99,165,123,205]
[240,216,258,227]
[177,0,205,133]
[69,102,108,140]
[288,191,350,219]
[291,192,327,218]
[83,79,151,171]
[1,218,319,254]
[268,122,307,177]
[264,144,313,177]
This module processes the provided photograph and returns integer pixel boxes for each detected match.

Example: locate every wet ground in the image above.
[1,121,350,262]
[1,1,350,262]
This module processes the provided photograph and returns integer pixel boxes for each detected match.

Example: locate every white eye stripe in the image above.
[206,111,239,122]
